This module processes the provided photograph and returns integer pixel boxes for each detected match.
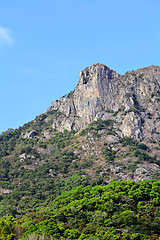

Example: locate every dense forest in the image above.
[1,179,160,239]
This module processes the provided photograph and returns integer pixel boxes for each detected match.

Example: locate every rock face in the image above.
[47,63,160,141]
[134,164,160,181]
[23,130,38,139]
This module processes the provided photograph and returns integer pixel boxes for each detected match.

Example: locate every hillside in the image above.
[0,63,160,218]
[1,180,160,239]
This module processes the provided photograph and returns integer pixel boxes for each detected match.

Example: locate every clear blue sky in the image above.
[0,0,160,133]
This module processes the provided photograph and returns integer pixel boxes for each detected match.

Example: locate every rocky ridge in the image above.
[47,63,160,142]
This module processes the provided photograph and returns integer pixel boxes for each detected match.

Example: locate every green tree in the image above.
[0,217,15,240]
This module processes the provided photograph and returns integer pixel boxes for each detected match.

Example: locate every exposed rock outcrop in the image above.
[134,164,160,181]
[47,63,160,141]
[23,130,38,139]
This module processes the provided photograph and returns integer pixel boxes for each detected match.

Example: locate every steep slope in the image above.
[0,64,160,218]
[48,63,160,142]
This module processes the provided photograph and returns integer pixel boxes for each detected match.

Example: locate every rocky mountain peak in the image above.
[1,64,160,219]
[78,63,118,85]
[47,64,160,142]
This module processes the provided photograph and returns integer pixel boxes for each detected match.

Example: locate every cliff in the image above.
[47,63,160,142]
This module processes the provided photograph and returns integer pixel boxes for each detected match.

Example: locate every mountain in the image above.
[0,63,160,218]
[48,63,160,142]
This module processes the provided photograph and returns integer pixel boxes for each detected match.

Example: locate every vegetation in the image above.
[103,147,116,163]
[1,180,160,239]
[0,118,110,218]
[1,65,160,239]
[80,119,115,136]
[120,137,159,165]
[0,110,159,233]
[0,117,159,218]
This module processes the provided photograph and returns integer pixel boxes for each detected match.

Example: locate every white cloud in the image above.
[0,26,14,46]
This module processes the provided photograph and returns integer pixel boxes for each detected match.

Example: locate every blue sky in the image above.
[0,0,160,133]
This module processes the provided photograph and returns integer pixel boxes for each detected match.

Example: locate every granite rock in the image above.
[47,64,160,141]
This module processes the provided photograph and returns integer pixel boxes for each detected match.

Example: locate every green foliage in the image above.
[119,137,160,164]
[120,137,148,150]
[0,129,21,157]
[80,119,115,136]
[46,110,59,116]
[0,116,159,220]
[19,146,39,158]
[9,179,160,239]
[103,147,116,162]
[1,123,107,217]
[0,217,15,240]
[133,150,159,165]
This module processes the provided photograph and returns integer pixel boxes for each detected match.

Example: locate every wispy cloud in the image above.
[0,26,14,47]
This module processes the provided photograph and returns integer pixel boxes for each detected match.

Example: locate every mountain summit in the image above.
[48,63,160,142]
